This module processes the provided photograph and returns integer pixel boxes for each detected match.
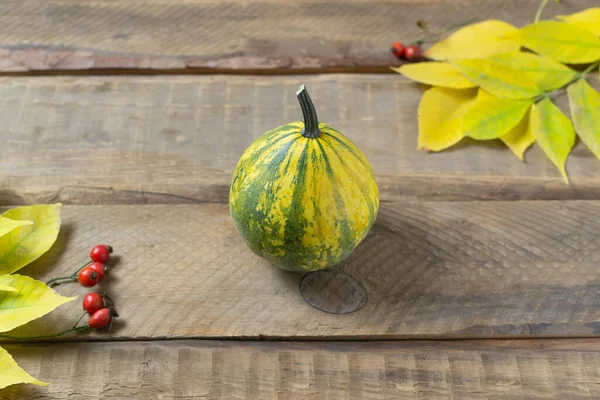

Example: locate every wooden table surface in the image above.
[2,0,600,399]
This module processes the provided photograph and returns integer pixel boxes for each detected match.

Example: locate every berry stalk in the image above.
[407,17,479,46]
[45,275,76,287]
[0,325,89,340]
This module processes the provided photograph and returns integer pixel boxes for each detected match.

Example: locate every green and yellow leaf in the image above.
[567,78,600,160]
[392,62,476,89]
[0,285,17,293]
[425,20,520,60]
[0,204,61,276]
[557,7,600,36]
[0,274,75,333]
[0,345,47,389]
[510,21,600,64]
[489,51,578,91]
[0,217,32,239]
[500,113,535,161]
[417,87,477,152]
[530,97,576,183]
[463,89,532,140]
[453,58,543,99]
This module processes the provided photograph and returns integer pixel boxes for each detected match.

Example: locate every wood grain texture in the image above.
[3,201,600,341]
[0,0,596,72]
[4,339,600,399]
[2,75,600,205]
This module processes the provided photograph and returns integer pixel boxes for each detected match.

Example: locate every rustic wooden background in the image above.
[1,0,600,399]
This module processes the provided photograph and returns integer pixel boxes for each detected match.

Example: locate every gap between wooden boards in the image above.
[0,66,397,77]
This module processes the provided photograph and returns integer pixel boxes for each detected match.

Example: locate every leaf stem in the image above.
[0,325,89,341]
[533,0,550,23]
[534,61,600,103]
[578,61,600,78]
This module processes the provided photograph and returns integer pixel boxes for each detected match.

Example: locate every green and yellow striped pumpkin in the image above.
[229,85,379,272]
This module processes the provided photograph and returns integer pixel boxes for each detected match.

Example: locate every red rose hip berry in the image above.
[82,292,104,315]
[90,245,113,263]
[391,41,405,58]
[89,308,119,330]
[88,262,107,280]
[78,267,100,288]
[404,45,421,61]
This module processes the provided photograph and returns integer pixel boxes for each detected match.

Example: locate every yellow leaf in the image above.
[453,58,543,99]
[557,7,600,36]
[511,21,600,64]
[530,98,576,183]
[391,62,476,89]
[489,51,578,91]
[0,345,47,389]
[418,87,477,152]
[0,204,61,275]
[500,113,535,161]
[0,275,75,333]
[0,217,33,239]
[425,20,520,60]
[0,285,17,293]
[567,78,600,160]
[463,89,532,140]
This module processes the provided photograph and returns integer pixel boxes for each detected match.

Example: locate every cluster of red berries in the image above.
[46,244,119,331]
[391,42,422,62]
[0,245,120,341]
[78,244,113,287]
[47,244,113,288]
[82,291,119,330]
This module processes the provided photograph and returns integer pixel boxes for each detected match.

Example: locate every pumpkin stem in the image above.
[296,84,321,139]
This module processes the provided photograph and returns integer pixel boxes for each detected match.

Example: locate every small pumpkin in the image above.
[229,85,379,272]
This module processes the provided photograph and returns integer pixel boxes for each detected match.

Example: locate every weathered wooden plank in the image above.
[0,0,595,72]
[3,339,600,399]
[2,75,600,205]
[3,201,600,341]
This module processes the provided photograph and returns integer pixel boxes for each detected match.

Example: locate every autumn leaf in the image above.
[530,97,576,183]
[453,58,543,99]
[500,112,535,161]
[0,217,32,239]
[417,87,477,151]
[425,20,520,60]
[0,204,61,276]
[0,285,17,293]
[489,51,578,91]
[567,78,600,160]
[392,62,476,89]
[556,7,600,36]
[0,274,75,333]
[0,346,47,389]
[510,21,600,64]
[463,89,532,140]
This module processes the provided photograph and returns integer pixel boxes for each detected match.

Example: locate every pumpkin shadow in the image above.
[298,269,368,314]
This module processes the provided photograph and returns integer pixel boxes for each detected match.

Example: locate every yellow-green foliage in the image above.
[394,6,600,183]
